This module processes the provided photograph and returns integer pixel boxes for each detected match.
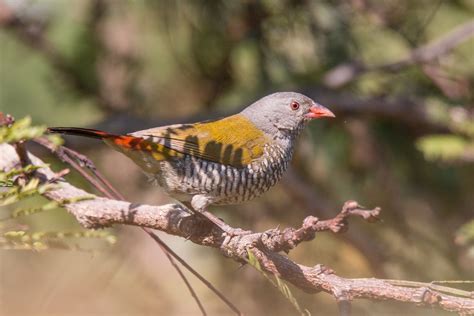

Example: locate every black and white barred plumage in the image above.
[147,140,294,208]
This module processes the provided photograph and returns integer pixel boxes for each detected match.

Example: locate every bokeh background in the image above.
[1,0,473,315]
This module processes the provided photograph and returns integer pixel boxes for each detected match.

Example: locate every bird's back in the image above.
[126,114,269,168]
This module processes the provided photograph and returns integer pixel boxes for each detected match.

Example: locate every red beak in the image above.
[305,104,335,119]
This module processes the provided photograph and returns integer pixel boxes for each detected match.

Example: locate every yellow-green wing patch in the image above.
[130,115,268,167]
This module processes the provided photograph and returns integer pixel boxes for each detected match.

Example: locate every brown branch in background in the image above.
[1,143,472,314]
[392,20,474,68]
[323,20,474,88]
[1,0,471,128]
[421,64,471,100]
[1,0,456,139]
[57,91,452,152]
[304,90,458,135]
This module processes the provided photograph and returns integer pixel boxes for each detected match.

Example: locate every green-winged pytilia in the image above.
[48,92,335,234]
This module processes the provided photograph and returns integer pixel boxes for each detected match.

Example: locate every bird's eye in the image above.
[290,101,300,111]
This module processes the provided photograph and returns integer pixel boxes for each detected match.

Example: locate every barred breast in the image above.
[149,143,293,205]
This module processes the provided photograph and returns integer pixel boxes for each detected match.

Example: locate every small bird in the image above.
[48,92,334,234]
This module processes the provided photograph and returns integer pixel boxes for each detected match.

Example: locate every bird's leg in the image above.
[200,209,252,242]
[184,197,251,239]
[182,201,231,231]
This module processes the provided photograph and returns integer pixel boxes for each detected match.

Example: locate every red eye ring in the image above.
[290,101,300,111]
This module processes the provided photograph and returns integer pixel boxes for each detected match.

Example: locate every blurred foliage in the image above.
[1,0,473,315]
[416,100,474,162]
[417,134,473,162]
[456,219,474,255]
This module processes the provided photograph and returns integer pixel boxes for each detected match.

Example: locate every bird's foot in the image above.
[183,203,252,243]
[221,227,252,247]
[222,227,252,237]
[198,210,251,245]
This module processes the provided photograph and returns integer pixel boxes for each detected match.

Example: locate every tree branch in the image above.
[1,142,472,314]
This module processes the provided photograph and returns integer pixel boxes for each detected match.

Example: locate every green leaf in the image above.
[0,116,46,143]
[456,220,474,246]
[416,135,472,162]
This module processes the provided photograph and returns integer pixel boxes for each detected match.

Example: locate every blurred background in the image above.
[1,0,473,315]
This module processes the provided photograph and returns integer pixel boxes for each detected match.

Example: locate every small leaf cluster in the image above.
[0,116,114,252]
[0,116,63,146]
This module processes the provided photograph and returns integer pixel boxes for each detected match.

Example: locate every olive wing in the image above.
[130,115,268,168]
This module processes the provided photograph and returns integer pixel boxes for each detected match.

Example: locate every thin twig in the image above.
[323,20,474,88]
[411,0,444,44]
[144,230,208,316]
[33,138,111,197]
[337,300,352,316]
[146,231,243,316]
[382,279,473,298]
[153,232,207,316]
[34,136,240,316]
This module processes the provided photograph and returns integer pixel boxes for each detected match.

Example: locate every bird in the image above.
[48,92,335,235]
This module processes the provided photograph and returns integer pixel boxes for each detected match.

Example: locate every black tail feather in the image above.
[47,127,118,139]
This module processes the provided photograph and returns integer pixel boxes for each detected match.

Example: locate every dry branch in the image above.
[1,142,473,314]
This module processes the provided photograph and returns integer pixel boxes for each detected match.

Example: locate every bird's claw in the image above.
[222,228,252,246]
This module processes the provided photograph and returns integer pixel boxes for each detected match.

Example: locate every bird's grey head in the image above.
[240,92,335,138]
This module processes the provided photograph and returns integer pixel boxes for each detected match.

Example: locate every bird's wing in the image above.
[129,114,269,167]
